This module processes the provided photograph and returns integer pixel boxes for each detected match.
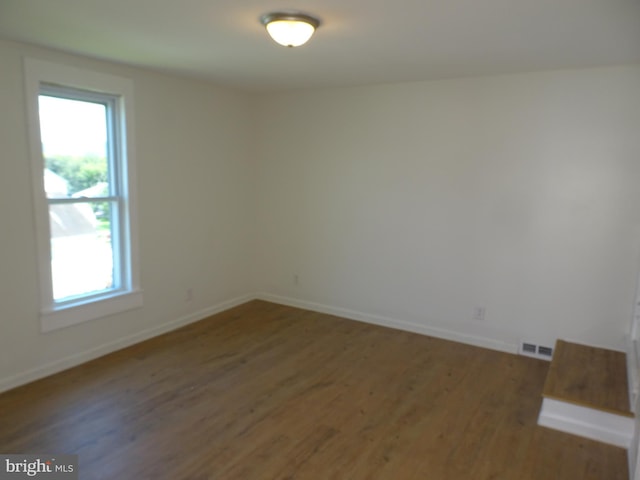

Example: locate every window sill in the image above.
[41,289,144,332]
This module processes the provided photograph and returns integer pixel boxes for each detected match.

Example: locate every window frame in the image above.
[24,58,142,332]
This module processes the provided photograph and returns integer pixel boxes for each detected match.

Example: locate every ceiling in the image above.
[0,0,639,92]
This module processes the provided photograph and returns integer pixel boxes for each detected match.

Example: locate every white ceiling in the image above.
[0,0,639,92]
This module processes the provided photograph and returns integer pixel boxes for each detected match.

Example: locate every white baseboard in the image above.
[538,397,634,449]
[0,294,253,394]
[0,292,519,394]
[256,292,519,355]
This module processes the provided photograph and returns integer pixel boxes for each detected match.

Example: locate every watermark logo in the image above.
[0,455,77,480]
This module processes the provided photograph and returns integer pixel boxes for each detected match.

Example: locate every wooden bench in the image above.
[538,340,634,450]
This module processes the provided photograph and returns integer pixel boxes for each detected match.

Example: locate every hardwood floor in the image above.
[0,301,628,479]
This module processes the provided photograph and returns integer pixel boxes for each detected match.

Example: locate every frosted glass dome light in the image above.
[261,13,320,47]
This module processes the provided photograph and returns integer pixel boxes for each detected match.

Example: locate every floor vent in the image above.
[519,341,554,361]
[538,345,553,357]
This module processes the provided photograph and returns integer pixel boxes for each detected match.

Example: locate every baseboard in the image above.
[0,294,254,394]
[256,292,519,355]
[1,292,518,394]
[538,397,634,449]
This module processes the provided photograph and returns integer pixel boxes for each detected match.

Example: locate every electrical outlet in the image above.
[472,306,486,321]
[185,288,193,302]
[293,274,300,286]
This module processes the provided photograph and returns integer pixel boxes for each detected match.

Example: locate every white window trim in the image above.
[24,58,142,332]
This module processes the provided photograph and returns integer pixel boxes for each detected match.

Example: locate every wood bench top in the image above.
[543,340,633,417]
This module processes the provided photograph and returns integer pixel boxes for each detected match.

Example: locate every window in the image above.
[25,59,142,331]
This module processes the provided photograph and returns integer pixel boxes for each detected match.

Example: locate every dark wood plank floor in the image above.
[543,339,633,416]
[0,301,628,479]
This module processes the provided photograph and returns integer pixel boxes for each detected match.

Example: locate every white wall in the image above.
[254,66,640,352]
[1,36,639,391]
[0,39,255,390]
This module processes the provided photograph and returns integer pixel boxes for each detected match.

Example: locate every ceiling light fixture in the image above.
[260,12,320,47]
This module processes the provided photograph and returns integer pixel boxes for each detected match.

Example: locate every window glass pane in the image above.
[49,202,115,300]
[38,95,109,198]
